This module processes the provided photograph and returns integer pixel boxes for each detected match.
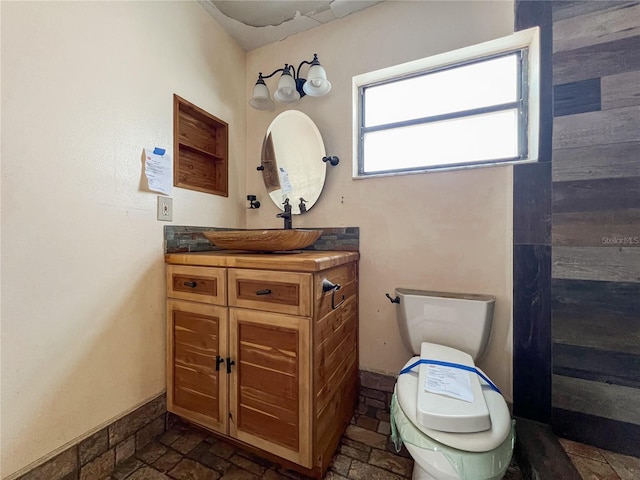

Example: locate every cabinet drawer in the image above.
[167,265,226,305]
[228,269,312,316]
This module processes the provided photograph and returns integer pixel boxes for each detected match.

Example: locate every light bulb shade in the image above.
[303,64,331,97]
[274,70,300,103]
[249,78,274,110]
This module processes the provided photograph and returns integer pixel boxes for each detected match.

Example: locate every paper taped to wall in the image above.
[144,147,172,196]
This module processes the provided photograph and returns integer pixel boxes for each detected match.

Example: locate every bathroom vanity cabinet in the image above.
[164,250,359,478]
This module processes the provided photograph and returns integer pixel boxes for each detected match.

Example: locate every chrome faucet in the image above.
[276,198,293,229]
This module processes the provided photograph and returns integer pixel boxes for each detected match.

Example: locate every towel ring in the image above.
[322,279,345,309]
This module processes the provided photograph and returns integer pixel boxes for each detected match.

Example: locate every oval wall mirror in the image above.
[260,110,326,215]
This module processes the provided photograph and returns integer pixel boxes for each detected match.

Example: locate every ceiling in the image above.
[199,0,383,51]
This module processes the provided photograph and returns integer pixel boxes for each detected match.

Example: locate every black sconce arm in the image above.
[258,66,287,81]
[261,54,320,81]
[257,54,322,95]
[292,56,317,79]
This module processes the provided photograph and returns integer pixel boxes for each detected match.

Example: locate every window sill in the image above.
[352,158,539,180]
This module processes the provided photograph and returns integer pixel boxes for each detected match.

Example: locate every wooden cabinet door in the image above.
[228,308,311,468]
[167,299,228,434]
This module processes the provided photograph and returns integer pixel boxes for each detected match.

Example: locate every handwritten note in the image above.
[144,147,172,196]
[425,364,474,403]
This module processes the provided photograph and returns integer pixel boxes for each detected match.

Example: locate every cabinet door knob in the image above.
[256,289,272,295]
[183,281,197,288]
[215,356,225,371]
[226,357,235,374]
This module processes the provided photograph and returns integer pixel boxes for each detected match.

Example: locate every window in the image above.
[353,27,539,177]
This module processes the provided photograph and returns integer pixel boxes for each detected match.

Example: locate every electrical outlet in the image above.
[157,196,173,221]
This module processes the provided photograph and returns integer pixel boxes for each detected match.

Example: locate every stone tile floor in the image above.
[110,403,523,480]
[560,437,640,480]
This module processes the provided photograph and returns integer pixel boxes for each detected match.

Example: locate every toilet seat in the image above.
[396,354,511,452]
[392,393,514,480]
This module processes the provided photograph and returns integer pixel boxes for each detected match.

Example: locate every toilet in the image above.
[390,288,514,480]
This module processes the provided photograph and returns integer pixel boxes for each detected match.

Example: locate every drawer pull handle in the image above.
[183,281,197,288]
[256,289,272,296]
[322,279,345,310]
[215,356,225,372]
[226,357,235,374]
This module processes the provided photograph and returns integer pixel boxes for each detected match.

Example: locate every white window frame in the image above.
[352,27,540,178]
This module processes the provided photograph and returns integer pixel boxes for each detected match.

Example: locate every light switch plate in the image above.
[157,196,173,221]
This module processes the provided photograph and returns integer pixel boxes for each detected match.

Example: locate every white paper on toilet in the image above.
[424,364,474,403]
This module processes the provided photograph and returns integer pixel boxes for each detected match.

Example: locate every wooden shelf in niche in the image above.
[173,94,228,196]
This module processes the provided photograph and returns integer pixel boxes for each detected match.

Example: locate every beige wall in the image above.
[0,2,246,477]
[246,1,515,397]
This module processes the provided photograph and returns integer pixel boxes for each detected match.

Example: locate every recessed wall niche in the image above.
[173,94,228,196]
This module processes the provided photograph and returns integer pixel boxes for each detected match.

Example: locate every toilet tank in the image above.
[395,288,496,361]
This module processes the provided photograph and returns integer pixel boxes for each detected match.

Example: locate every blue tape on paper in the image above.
[153,147,166,155]
[399,358,502,394]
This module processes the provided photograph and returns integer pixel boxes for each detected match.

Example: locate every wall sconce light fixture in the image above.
[249,54,331,111]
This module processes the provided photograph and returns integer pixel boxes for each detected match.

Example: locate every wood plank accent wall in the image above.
[550,1,640,457]
[513,0,553,424]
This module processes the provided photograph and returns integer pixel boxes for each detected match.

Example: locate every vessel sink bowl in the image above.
[203,229,322,252]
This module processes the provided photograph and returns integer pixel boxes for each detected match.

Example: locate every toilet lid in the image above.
[416,343,491,433]
[397,353,512,452]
